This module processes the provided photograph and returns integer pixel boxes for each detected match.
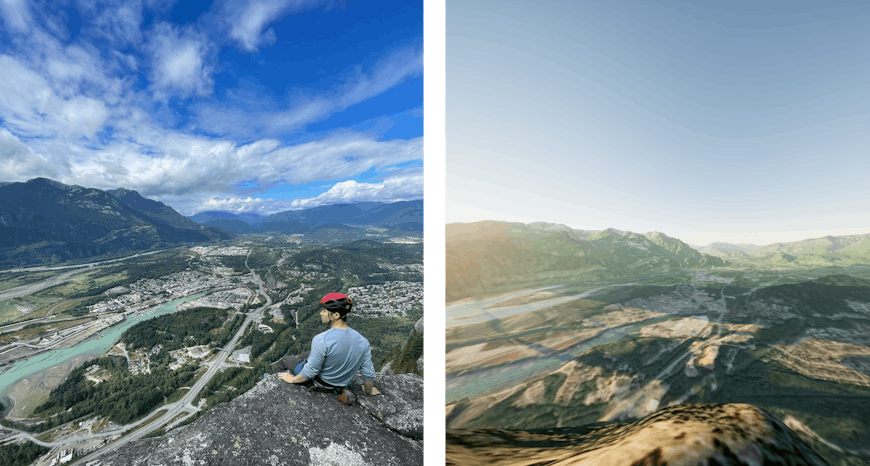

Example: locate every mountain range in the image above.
[0,178,422,268]
[690,241,760,253]
[0,178,233,268]
[188,200,423,234]
[448,221,870,302]
[446,221,727,303]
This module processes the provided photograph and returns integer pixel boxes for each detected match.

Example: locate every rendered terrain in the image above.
[446,221,870,465]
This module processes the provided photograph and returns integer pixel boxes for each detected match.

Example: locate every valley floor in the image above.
[447,268,870,465]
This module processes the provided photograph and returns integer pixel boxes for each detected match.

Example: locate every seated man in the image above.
[276,292,380,397]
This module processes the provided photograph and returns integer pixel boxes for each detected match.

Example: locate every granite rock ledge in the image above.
[88,373,423,466]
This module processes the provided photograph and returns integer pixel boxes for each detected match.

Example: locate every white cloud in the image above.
[0,54,111,140]
[226,0,329,52]
[164,168,423,216]
[95,0,143,46]
[43,43,128,105]
[187,196,275,216]
[0,0,32,33]
[0,129,67,181]
[0,1,421,218]
[289,172,423,210]
[0,54,55,137]
[65,133,421,200]
[146,22,213,100]
[74,0,143,46]
[266,135,422,184]
[195,46,423,137]
[339,46,423,107]
[59,96,110,138]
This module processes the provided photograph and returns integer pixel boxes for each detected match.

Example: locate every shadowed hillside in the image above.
[446,221,726,303]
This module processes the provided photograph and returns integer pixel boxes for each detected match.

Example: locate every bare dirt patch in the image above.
[640,316,712,340]
[488,290,560,309]
[5,355,93,420]
[446,342,540,374]
[771,338,870,387]
[512,380,547,408]
[448,288,540,307]
[583,372,633,407]
[595,308,663,328]
[599,379,668,422]
[447,384,526,428]
[554,362,603,405]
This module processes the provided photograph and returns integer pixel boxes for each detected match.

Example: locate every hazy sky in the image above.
[447,0,870,246]
[0,0,422,215]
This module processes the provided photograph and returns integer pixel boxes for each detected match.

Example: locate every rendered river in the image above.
[0,292,206,397]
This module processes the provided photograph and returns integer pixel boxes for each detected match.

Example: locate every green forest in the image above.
[0,441,49,466]
[24,356,199,431]
[121,307,242,352]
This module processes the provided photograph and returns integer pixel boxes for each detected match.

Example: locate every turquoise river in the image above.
[0,292,206,398]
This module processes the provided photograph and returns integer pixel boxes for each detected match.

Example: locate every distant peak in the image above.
[645,231,678,242]
[527,222,574,232]
[26,177,70,189]
[107,187,142,198]
[602,228,627,236]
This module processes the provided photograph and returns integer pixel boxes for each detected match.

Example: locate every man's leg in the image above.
[275,352,310,374]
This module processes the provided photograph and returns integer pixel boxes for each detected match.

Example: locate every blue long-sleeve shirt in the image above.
[300,327,376,386]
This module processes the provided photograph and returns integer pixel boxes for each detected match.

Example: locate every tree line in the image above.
[0,441,49,466]
[27,356,199,431]
[120,307,236,352]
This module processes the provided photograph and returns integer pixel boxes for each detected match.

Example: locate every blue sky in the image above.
[0,0,422,215]
[447,0,870,246]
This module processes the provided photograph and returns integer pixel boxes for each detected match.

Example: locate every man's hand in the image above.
[278,372,309,384]
[363,381,380,396]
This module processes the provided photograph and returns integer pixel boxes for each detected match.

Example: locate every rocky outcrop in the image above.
[447,403,828,466]
[380,316,423,377]
[91,373,423,465]
[108,188,231,241]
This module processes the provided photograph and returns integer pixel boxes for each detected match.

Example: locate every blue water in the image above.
[0,292,206,397]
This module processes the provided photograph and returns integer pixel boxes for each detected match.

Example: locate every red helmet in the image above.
[320,292,352,316]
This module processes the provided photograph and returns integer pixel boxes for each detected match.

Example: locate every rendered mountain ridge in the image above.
[446,403,828,466]
[87,373,423,466]
[694,242,761,253]
[446,221,727,303]
[747,234,870,257]
[0,178,233,268]
[708,247,750,258]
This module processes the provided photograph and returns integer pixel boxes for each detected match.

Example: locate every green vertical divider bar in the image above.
[423,0,446,466]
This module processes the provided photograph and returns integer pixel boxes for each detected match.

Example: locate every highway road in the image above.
[0,268,96,302]
[74,258,273,463]
[0,249,169,274]
[0,253,277,463]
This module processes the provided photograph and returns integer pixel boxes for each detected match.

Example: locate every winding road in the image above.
[0,252,274,464]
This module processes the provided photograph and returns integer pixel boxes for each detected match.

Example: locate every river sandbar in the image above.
[5,355,93,420]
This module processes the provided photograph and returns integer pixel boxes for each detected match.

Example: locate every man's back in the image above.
[300,327,376,387]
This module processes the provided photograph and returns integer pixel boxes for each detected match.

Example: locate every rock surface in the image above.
[91,373,423,465]
[447,403,829,466]
[380,316,424,377]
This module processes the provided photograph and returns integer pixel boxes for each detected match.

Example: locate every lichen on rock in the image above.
[89,374,423,465]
